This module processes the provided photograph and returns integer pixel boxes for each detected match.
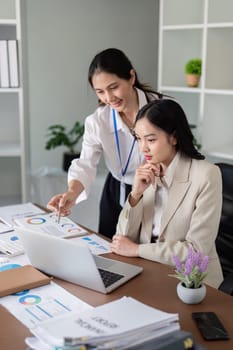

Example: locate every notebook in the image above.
[14,227,143,294]
[0,265,51,297]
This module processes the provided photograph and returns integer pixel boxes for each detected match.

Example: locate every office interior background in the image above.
[0,0,233,231]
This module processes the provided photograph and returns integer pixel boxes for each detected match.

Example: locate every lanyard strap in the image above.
[112,109,136,178]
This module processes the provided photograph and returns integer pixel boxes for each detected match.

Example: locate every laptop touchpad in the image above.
[94,255,116,269]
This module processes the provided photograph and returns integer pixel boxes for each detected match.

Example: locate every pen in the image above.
[57,200,62,224]
[54,346,88,350]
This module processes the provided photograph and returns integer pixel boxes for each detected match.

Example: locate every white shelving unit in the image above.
[0,0,29,204]
[158,0,233,163]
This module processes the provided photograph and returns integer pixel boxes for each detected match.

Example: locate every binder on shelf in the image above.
[0,40,10,88]
[7,40,19,88]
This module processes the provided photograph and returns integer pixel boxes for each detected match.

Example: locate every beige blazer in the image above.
[116,155,224,289]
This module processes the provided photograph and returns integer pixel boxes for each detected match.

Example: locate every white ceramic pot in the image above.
[177,282,206,304]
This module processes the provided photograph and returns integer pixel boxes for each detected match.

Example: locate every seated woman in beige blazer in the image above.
[111,99,223,289]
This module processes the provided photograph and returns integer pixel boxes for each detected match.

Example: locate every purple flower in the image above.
[193,250,202,266]
[187,247,196,266]
[199,255,209,273]
[184,258,193,275]
[173,255,182,272]
[187,247,194,260]
[170,248,209,288]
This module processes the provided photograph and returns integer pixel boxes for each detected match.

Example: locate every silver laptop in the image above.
[15,227,143,294]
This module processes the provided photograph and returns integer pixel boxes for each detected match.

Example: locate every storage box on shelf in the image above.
[158,0,233,164]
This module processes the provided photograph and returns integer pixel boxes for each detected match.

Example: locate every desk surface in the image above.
[1,252,233,350]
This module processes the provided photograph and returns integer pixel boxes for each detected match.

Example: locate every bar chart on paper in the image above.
[71,233,111,255]
[0,280,92,328]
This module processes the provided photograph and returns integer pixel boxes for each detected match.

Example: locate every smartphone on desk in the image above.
[192,312,230,340]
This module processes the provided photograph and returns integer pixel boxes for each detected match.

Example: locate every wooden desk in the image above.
[0,253,232,350]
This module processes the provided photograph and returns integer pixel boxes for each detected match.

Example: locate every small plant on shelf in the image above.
[45,121,84,171]
[185,58,202,87]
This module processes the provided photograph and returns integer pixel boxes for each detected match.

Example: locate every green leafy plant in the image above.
[169,247,209,289]
[185,58,202,76]
[45,121,84,154]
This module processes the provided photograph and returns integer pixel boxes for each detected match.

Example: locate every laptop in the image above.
[15,227,143,294]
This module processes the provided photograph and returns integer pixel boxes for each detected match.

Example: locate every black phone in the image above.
[192,312,230,340]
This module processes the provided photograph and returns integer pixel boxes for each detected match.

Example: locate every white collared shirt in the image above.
[68,89,160,203]
[152,152,180,238]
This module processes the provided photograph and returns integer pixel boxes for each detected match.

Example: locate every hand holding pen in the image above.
[57,200,62,224]
[47,191,78,219]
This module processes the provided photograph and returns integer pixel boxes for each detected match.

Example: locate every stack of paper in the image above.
[28,296,179,349]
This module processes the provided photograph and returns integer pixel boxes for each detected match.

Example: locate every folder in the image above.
[0,265,51,297]
[126,330,197,350]
[8,40,19,88]
[0,40,10,88]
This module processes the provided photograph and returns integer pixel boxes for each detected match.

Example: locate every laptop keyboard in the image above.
[98,268,124,288]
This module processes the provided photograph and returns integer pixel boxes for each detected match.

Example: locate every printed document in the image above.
[71,233,111,255]
[32,296,179,348]
[0,202,44,233]
[0,255,92,329]
[14,212,88,238]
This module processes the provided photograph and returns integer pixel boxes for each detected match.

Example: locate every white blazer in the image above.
[116,155,224,289]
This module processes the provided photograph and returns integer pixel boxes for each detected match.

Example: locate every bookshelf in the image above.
[0,0,29,204]
[158,0,233,163]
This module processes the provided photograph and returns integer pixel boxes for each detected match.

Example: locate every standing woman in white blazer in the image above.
[47,48,163,238]
[111,99,223,289]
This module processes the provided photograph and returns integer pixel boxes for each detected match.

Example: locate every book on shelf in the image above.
[7,40,19,88]
[0,40,10,88]
[31,296,180,349]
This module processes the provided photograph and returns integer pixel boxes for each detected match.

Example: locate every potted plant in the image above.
[169,247,209,304]
[45,121,84,171]
[185,58,202,87]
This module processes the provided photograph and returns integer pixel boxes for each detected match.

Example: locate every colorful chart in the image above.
[81,236,109,251]
[0,263,21,271]
[26,217,46,225]
[61,223,75,228]
[10,235,19,241]
[13,289,29,296]
[15,212,87,238]
[19,294,41,305]
[67,227,83,233]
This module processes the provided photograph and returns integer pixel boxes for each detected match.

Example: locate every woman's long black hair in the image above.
[136,99,204,160]
[88,48,163,102]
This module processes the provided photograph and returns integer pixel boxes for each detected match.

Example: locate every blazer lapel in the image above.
[160,156,192,235]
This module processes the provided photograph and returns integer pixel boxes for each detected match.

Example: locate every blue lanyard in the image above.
[112,109,136,178]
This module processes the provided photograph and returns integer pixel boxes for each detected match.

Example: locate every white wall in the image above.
[22,0,159,229]
[24,0,160,171]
